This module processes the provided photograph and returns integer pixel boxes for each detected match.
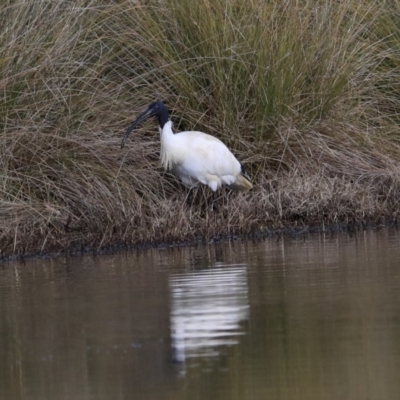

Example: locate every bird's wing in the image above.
[176,131,241,177]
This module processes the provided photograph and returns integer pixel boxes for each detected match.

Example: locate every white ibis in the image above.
[121,101,253,193]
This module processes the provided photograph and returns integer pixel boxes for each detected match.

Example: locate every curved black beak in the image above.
[121,107,155,149]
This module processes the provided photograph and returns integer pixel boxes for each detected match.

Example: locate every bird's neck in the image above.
[160,121,177,170]
[158,107,170,129]
[160,120,175,142]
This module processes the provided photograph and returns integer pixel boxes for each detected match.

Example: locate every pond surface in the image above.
[1,229,400,400]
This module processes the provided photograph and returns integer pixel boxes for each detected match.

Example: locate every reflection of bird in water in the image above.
[169,267,249,365]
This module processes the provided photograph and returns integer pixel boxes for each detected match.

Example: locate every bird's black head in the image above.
[147,100,170,128]
[148,100,166,112]
[121,100,170,148]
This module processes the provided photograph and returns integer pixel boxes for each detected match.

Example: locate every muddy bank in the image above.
[2,214,398,264]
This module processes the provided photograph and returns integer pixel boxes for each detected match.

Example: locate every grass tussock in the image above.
[1,0,400,258]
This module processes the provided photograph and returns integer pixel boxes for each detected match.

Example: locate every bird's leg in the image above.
[186,186,200,205]
[194,186,211,213]
[186,188,194,205]
[212,191,219,212]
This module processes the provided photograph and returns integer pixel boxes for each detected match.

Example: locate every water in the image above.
[1,229,400,400]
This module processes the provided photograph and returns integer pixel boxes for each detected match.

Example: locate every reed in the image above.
[1,0,400,258]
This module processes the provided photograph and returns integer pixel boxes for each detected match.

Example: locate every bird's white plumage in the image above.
[121,101,252,192]
[160,121,242,192]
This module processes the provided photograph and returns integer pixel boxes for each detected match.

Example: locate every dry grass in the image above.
[1,0,400,258]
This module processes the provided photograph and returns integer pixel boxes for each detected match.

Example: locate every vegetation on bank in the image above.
[1,0,400,258]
